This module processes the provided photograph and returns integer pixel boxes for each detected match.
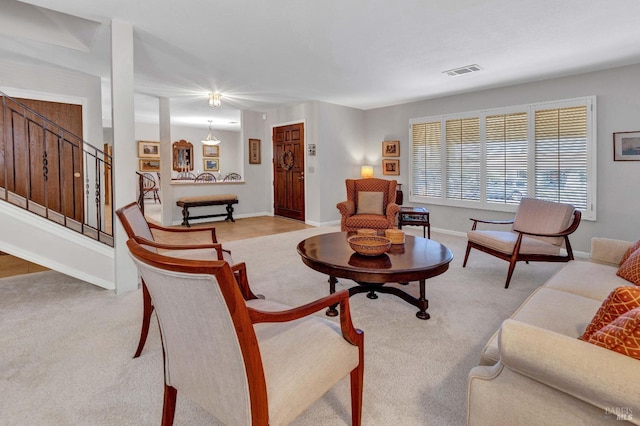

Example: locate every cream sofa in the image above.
[467,238,640,425]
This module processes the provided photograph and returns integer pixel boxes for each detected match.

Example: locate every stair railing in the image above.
[0,92,114,246]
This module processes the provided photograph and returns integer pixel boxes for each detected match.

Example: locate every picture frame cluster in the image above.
[382,140,400,176]
[138,141,160,172]
[202,145,220,171]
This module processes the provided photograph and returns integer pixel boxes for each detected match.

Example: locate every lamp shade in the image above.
[361,165,373,179]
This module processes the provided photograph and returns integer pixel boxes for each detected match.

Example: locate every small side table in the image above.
[398,206,431,239]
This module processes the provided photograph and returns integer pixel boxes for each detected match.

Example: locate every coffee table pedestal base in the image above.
[326,276,431,320]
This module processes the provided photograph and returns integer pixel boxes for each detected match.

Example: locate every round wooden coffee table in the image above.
[297,232,453,319]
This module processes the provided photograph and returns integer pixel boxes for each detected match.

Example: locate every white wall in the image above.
[262,101,365,225]
[316,102,366,222]
[0,57,103,150]
[364,63,640,252]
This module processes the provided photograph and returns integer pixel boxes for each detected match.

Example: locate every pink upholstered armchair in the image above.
[337,178,400,232]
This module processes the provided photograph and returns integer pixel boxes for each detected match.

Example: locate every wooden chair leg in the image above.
[350,364,364,426]
[504,258,518,289]
[462,243,472,267]
[161,384,177,426]
[134,281,154,358]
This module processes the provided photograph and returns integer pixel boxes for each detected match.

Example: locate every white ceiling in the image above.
[4,0,640,131]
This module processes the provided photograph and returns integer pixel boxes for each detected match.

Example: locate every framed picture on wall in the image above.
[249,138,261,164]
[382,140,400,157]
[382,159,400,175]
[139,159,160,172]
[203,158,219,171]
[203,145,219,157]
[138,141,160,158]
[613,131,640,161]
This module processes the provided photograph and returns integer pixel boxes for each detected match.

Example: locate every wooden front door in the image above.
[273,123,305,221]
[0,97,84,221]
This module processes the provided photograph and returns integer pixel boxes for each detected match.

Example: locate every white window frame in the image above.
[408,96,597,220]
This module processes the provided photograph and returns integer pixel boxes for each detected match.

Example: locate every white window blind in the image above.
[408,96,595,219]
[485,112,528,205]
[534,105,588,210]
[445,117,480,201]
[411,121,442,197]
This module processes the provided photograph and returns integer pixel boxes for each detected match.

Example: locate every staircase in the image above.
[0,93,115,290]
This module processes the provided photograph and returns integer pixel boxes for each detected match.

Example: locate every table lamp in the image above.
[361,165,373,179]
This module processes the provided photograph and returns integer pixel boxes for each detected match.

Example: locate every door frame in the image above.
[270,119,307,223]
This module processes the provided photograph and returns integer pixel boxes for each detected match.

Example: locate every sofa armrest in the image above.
[590,238,633,266]
[499,319,640,414]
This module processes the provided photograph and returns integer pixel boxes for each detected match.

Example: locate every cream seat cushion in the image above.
[467,230,562,256]
[247,298,360,425]
[480,287,602,366]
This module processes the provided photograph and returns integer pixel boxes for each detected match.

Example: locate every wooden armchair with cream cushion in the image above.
[116,201,258,358]
[463,198,581,288]
[126,238,365,426]
[337,178,400,232]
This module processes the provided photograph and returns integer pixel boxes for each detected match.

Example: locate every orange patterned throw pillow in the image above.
[581,286,640,341]
[617,248,640,286]
[620,239,640,265]
[587,307,640,360]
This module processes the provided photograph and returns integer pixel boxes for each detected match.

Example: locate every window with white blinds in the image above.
[445,118,480,201]
[534,105,588,211]
[411,121,442,197]
[409,96,595,220]
[486,112,528,205]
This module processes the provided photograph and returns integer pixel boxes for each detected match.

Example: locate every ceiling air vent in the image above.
[443,64,483,77]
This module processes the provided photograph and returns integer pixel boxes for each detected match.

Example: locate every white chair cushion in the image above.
[467,230,561,256]
[248,299,360,425]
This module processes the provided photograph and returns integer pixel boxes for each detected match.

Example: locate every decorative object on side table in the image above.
[613,130,640,161]
[395,183,403,205]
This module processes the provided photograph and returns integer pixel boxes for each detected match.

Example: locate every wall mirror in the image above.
[172,139,194,172]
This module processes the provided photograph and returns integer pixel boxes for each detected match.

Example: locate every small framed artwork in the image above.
[613,131,640,161]
[203,145,219,157]
[138,141,160,158]
[382,140,400,157]
[249,138,261,164]
[203,158,219,171]
[382,159,400,175]
[139,159,160,172]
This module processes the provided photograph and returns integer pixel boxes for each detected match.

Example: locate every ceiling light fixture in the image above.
[201,120,221,145]
[209,92,222,107]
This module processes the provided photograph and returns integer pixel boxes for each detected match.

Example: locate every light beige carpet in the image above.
[0,226,564,425]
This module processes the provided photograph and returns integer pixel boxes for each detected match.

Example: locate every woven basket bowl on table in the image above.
[347,235,392,256]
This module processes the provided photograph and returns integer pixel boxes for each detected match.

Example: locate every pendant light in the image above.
[201,120,221,145]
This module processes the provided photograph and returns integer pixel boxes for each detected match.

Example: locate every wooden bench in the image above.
[176,194,238,227]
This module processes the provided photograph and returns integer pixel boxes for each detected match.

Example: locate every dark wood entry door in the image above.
[0,97,84,221]
[273,123,305,221]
